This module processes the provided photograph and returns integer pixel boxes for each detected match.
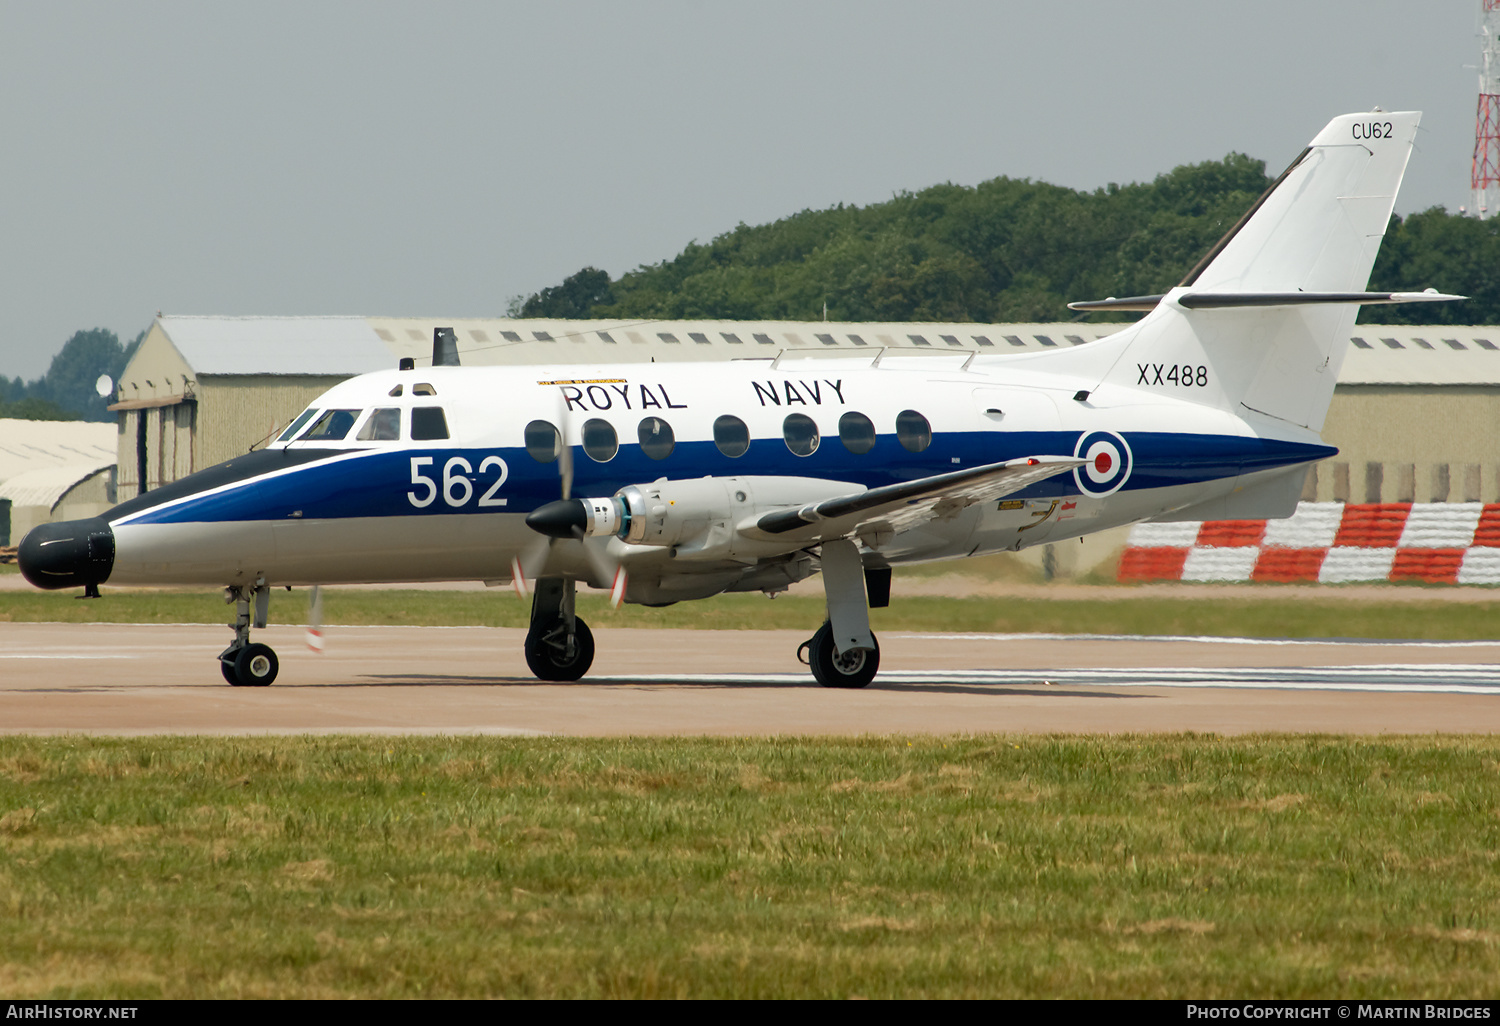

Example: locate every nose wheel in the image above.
[523,577,595,681]
[218,580,279,686]
[222,643,279,687]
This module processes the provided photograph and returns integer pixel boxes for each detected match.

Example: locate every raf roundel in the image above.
[1073,430,1133,497]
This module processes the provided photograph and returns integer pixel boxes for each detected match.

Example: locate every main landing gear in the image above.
[525,577,595,681]
[798,538,883,689]
[219,580,279,687]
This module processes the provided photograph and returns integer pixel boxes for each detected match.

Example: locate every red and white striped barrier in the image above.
[1118,503,1500,584]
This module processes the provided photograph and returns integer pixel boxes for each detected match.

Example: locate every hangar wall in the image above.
[1313,386,1500,504]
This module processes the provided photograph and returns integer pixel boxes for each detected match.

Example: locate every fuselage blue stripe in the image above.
[117,430,1336,526]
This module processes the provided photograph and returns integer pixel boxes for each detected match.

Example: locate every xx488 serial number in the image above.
[1137,363,1208,387]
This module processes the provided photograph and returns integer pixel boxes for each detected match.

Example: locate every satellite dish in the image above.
[95,375,114,398]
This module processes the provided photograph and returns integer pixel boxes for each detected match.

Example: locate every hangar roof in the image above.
[0,461,113,510]
[119,316,1500,395]
[0,420,116,486]
[1340,326,1500,385]
[156,316,391,376]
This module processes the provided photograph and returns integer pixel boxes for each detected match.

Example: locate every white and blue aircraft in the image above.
[19,111,1461,688]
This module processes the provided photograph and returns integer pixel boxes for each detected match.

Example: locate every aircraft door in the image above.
[971,387,1067,549]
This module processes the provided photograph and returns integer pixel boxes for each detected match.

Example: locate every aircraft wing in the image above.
[751,455,1083,542]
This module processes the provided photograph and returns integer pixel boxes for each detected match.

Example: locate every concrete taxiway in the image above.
[3,622,1499,736]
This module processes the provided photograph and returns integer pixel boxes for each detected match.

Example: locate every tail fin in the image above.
[1090,111,1424,432]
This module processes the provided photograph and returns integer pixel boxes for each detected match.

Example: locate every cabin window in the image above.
[838,412,876,455]
[410,407,450,441]
[356,408,401,441]
[638,417,675,460]
[783,413,819,457]
[525,420,561,463]
[714,415,750,458]
[300,409,361,441]
[582,418,617,462]
[277,408,320,442]
[413,382,437,396]
[896,410,931,453]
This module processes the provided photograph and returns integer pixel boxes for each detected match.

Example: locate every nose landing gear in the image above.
[523,577,595,681]
[219,580,279,687]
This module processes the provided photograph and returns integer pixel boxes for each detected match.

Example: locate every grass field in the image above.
[6,585,1500,640]
[2,734,1498,998]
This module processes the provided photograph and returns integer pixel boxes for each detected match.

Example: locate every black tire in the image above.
[233,643,279,687]
[808,621,879,689]
[221,658,238,685]
[524,615,595,681]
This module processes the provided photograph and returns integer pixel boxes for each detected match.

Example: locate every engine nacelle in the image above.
[527,477,858,560]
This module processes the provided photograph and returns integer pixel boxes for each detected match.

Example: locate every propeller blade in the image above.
[511,536,552,598]
[609,565,627,609]
[305,585,324,653]
[555,387,574,501]
[569,526,628,609]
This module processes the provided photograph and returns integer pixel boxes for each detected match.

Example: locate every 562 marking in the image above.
[408,455,509,508]
[1137,363,1208,387]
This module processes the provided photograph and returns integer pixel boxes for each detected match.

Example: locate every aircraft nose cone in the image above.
[17,518,115,590]
[525,499,587,539]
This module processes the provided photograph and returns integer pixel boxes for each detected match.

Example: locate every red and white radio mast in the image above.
[1475,0,1500,218]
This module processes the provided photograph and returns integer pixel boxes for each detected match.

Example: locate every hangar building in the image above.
[0,419,117,546]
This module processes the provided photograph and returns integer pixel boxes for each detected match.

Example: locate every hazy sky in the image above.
[0,1,1486,378]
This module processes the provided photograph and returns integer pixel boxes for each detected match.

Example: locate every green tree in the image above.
[520,267,614,319]
[4,328,142,422]
[517,152,1279,325]
[1363,209,1500,325]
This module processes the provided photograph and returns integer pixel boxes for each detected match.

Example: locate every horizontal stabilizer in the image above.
[755,456,1082,537]
[1068,290,1464,312]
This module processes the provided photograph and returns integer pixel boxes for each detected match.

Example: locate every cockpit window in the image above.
[277,408,320,442]
[410,407,449,440]
[413,383,437,396]
[356,408,401,441]
[299,409,361,442]
[387,384,403,397]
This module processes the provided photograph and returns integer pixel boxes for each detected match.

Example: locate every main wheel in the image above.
[807,621,879,689]
[524,615,595,681]
[231,643,279,687]
[220,658,238,685]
